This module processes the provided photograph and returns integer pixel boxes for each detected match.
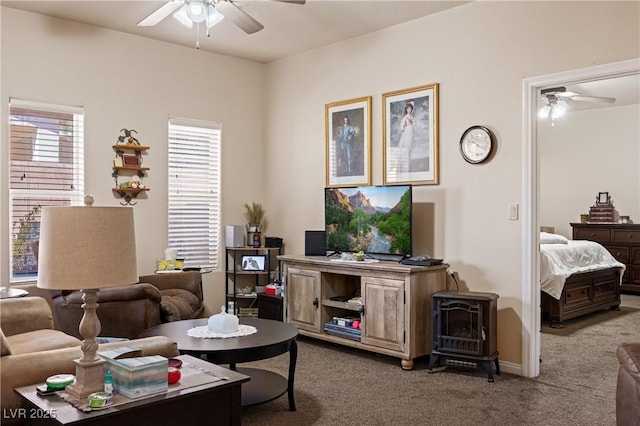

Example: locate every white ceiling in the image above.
[1,0,468,64]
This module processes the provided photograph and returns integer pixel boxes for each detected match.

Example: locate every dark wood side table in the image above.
[141,317,298,411]
[14,355,249,425]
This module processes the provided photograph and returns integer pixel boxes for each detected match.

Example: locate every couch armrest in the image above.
[0,297,54,336]
[617,342,640,426]
[618,342,640,379]
[139,271,203,301]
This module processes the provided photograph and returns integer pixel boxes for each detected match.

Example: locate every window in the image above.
[168,118,221,270]
[9,99,85,282]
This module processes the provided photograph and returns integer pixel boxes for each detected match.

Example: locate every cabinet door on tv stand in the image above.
[286,267,321,332]
[360,276,404,352]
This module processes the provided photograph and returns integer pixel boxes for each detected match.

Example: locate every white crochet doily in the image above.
[187,325,257,339]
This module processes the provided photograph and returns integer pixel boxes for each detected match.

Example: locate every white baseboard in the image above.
[498,359,522,376]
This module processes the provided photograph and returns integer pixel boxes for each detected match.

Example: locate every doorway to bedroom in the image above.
[523,58,640,378]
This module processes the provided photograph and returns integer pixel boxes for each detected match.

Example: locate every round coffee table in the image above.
[141,317,298,411]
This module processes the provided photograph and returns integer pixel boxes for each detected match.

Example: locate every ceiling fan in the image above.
[540,86,616,105]
[539,86,615,125]
[138,0,305,35]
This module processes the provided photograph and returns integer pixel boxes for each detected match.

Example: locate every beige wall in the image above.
[1,1,639,372]
[263,1,640,368]
[540,104,640,238]
[0,7,266,315]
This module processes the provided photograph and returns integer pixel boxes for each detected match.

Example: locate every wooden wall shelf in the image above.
[112,140,150,205]
[113,166,150,172]
[112,144,150,151]
[113,188,149,206]
[113,188,150,193]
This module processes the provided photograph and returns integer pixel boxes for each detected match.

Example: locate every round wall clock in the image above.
[460,125,495,164]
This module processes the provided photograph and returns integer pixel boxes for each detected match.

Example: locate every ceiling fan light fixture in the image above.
[206,5,225,29]
[538,97,567,126]
[551,103,566,119]
[187,0,208,23]
[173,2,223,29]
[173,6,193,28]
[538,105,551,119]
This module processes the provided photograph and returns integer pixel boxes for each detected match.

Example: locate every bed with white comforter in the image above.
[539,232,625,327]
[540,239,625,300]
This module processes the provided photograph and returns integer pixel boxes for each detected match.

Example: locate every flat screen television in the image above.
[325,185,412,258]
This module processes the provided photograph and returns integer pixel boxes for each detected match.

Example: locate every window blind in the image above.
[9,99,85,282]
[168,118,221,270]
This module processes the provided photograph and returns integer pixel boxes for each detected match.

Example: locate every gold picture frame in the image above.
[383,83,439,185]
[325,96,372,187]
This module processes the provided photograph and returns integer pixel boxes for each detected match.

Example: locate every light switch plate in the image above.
[509,204,519,220]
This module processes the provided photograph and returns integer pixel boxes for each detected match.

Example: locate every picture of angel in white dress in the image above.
[383,83,439,185]
[398,101,415,173]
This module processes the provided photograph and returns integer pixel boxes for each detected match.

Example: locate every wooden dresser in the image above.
[571,222,640,294]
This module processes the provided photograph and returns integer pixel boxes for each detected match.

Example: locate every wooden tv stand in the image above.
[279,255,448,370]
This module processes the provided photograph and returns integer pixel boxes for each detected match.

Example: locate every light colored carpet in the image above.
[240,294,640,425]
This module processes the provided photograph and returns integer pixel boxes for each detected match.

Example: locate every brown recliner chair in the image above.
[52,271,204,339]
[616,341,640,426]
[140,272,204,322]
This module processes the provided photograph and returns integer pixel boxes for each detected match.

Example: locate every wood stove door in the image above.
[434,297,484,357]
[361,277,404,352]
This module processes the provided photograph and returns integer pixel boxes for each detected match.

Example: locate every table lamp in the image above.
[37,196,138,399]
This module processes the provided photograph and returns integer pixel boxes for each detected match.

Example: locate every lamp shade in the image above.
[37,206,138,290]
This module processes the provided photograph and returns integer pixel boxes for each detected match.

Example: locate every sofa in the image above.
[617,341,640,425]
[0,296,179,420]
[51,271,204,339]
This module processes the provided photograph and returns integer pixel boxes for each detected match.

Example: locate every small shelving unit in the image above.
[225,246,282,317]
[112,143,150,205]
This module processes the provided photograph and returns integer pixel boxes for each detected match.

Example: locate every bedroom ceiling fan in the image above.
[539,86,616,125]
[540,86,616,105]
[138,0,305,35]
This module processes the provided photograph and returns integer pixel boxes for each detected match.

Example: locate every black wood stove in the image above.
[428,291,500,382]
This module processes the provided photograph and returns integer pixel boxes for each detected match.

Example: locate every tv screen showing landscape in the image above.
[325,185,412,257]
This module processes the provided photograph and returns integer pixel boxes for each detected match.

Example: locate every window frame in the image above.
[8,99,85,283]
[167,117,222,271]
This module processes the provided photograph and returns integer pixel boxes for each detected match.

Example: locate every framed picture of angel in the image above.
[383,83,439,185]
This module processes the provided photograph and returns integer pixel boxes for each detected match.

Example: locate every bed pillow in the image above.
[540,232,569,244]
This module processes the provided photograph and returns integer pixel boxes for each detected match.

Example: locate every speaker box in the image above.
[305,230,326,256]
[265,237,283,248]
[225,225,244,247]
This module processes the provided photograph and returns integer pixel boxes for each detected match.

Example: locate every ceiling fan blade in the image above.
[138,1,185,26]
[215,1,264,34]
[271,0,306,4]
[555,91,581,98]
[570,95,616,103]
[540,86,567,96]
